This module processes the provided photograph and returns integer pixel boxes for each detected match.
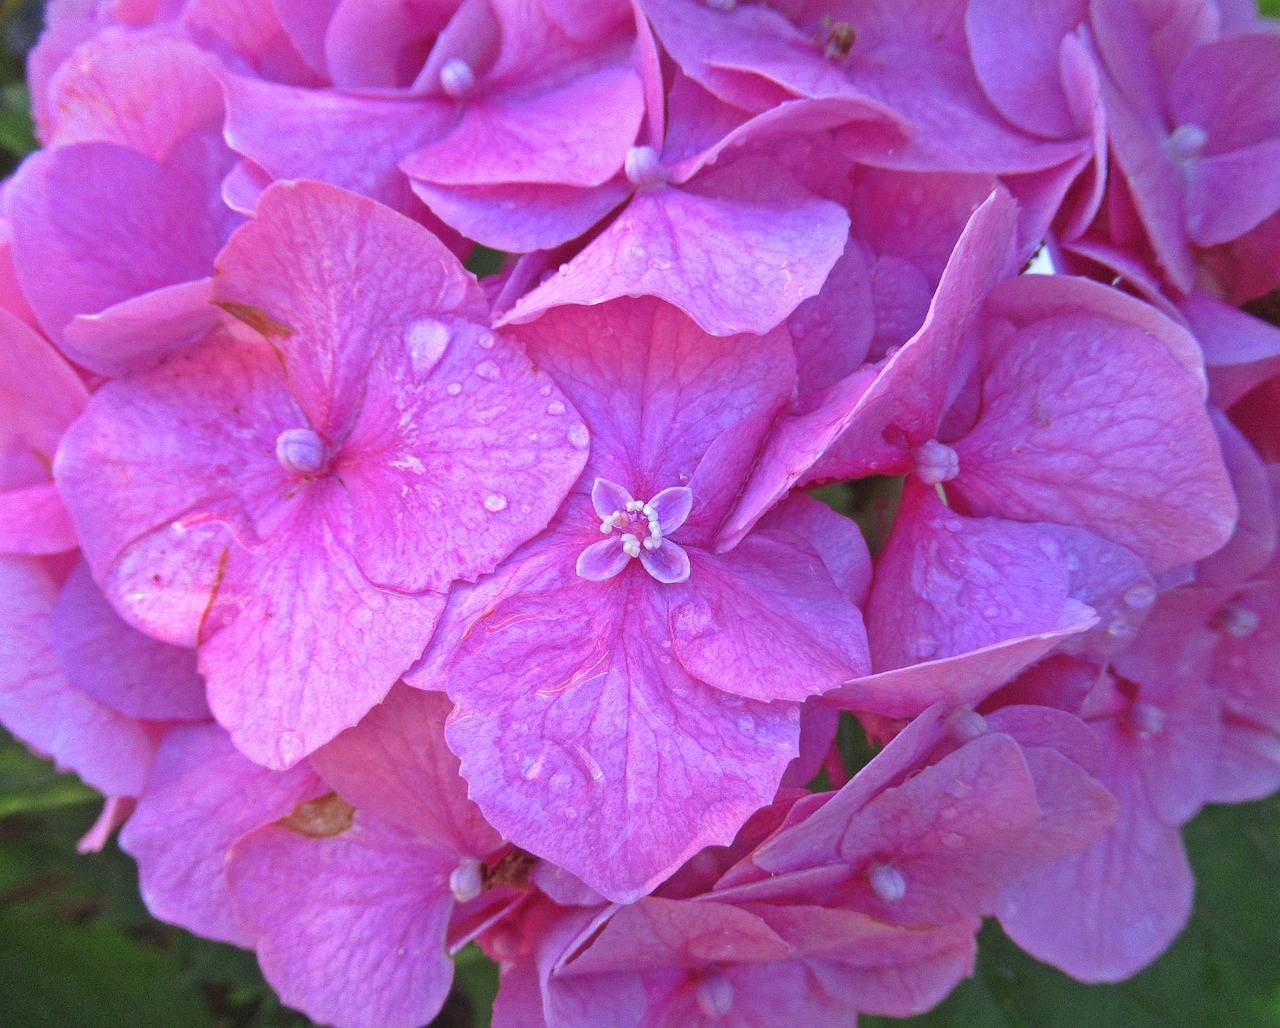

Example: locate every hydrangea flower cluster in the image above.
[2,0,1278,1023]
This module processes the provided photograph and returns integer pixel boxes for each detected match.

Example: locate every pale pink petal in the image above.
[229,813,458,1028]
[445,580,799,902]
[119,723,323,945]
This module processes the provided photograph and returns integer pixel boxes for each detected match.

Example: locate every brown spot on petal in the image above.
[484,846,537,890]
[215,301,297,339]
[278,792,355,838]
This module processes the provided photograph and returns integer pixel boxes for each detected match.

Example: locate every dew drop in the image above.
[568,424,589,449]
[445,382,462,396]
[1064,552,1082,572]
[942,832,965,848]
[549,770,572,795]
[946,780,972,799]
[477,333,495,350]
[405,318,451,372]
[547,400,566,415]
[1106,617,1131,638]
[1130,700,1166,738]
[278,730,304,767]
[1123,583,1156,609]
[484,493,508,513]
[474,360,500,380]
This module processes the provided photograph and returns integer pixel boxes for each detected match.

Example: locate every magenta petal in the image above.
[50,560,207,722]
[506,157,850,336]
[224,77,453,214]
[119,723,323,945]
[953,289,1236,571]
[576,538,630,582]
[965,0,1086,139]
[639,541,690,584]
[867,480,1074,672]
[0,556,157,796]
[670,533,869,703]
[0,483,78,554]
[403,65,643,188]
[228,814,458,1028]
[198,516,449,768]
[1197,411,1277,587]
[61,277,225,378]
[998,783,1194,982]
[312,685,500,855]
[826,606,1096,720]
[445,580,799,902]
[9,141,238,347]
[510,297,794,512]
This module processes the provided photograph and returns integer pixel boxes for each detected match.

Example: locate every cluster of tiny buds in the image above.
[600,499,666,556]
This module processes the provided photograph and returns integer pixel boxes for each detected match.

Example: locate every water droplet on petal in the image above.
[278,731,304,767]
[547,400,566,415]
[1064,552,1082,572]
[484,493,508,513]
[568,424,589,449]
[1130,699,1166,738]
[549,770,571,795]
[946,780,972,799]
[1123,584,1157,609]
[405,319,451,372]
[445,382,462,396]
[474,360,500,380]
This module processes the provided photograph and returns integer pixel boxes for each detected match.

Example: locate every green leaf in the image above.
[0,82,36,159]
[0,910,219,1028]
[464,245,506,279]
[449,943,501,1028]
[1261,0,1279,17]
[864,795,1280,1027]
[0,734,98,820]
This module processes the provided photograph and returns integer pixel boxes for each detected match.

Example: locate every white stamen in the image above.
[947,708,988,741]
[695,971,734,1019]
[624,145,666,189]
[1130,700,1166,738]
[915,439,960,485]
[440,58,476,99]
[275,427,327,476]
[1167,123,1208,162]
[869,863,907,903]
[449,859,484,903]
[622,534,642,558]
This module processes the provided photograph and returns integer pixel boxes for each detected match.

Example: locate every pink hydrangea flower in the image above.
[55,181,587,767]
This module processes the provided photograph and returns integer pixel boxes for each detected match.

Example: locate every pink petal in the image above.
[953,285,1237,572]
[310,685,500,857]
[228,813,458,1028]
[444,579,800,902]
[50,560,207,722]
[119,723,323,945]
[0,483,79,554]
[224,76,453,214]
[669,531,869,703]
[0,555,157,796]
[505,154,850,337]
[866,480,1074,672]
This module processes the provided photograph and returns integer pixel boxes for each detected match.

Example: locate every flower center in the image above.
[576,477,693,584]
[276,427,328,477]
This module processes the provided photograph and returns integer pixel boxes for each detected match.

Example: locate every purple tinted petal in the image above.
[228,814,458,1028]
[575,538,630,582]
[119,723,323,945]
[591,478,634,521]
[648,486,693,533]
[444,580,799,901]
[639,540,690,584]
